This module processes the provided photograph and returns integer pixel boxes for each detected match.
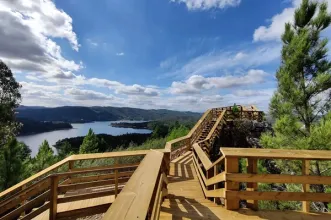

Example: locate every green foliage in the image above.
[269,0,331,135]
[0,138,31,190]
[58,141,74,159]
[261,0,331,212]
[31,140,57,173]
[166,125,190,141]
[232,103,239,113]
[0,61,21,148]
[79,128,99,154]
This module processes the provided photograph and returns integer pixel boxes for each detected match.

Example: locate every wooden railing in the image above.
[103,150,168,219]
[0,105,268,220]
[164,109,214,160]
[0,150,164,220]
[192,146,331,212]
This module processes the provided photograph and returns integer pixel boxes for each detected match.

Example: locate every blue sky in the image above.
[1,0,330,112]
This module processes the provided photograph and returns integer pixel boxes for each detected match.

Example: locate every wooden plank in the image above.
[0,177,50,215]
[151,173,165,219]
[115,158,119,197]
[55,163,139,177]
[226,191,331,202]
[0,157,70,199]
[192,155,225,198]
[207,172,225,186]
[103,150,164,220]
[205,110,225,140]
[69,171,134,184]
[225,157,239,210]
[56,203,111,220]
[21,202,50,220]
[193,144,212,169]
[58,177,130,193]
[57,187,123,204]
[0,190,50,220]
[246,158,258,210]
[226,173,331,185]
[49,176,59,220]
[70,149,167,161]
[206,156,225,171]
[302,159,310,212]
[220,148,331,160]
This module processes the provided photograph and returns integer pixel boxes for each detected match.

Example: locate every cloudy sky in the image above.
[1,0,330,112]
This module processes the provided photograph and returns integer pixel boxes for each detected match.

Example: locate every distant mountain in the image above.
[16,106,201,123]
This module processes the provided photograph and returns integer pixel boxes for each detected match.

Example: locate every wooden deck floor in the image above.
[159,151,331,220]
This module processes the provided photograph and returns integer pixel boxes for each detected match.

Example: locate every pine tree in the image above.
[32,140,56,172]
[261,0,331,212]
[269,0,331,135]
[79,128,99,154]
[0,139,31,190]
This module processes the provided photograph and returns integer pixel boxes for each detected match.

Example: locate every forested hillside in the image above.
[16,106,201,123]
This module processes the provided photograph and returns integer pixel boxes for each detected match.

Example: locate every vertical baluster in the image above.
[247,158,258,210]
[225,157,239,210]
[50,175,59,220]
[115,158,119,198]
[302,159,310,212]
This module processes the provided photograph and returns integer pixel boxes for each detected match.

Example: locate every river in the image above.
[17,121,152,157]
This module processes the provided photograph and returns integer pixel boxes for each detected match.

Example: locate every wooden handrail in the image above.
[103,150,167,219]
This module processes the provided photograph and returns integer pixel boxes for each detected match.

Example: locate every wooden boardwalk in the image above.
[159,151,331,220]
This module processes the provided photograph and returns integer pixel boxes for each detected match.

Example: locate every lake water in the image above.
[17,121,152,157]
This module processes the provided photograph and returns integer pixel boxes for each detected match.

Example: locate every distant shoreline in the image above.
[110,121,150,129]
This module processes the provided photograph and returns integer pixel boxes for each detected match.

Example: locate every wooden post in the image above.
[68,161,74,184]
[214,165,220,204]
[246,158,258,210]
[69,160,74,171]
[115,158,119,198]
[225,157,239,210]
[50,175,59,220]
[206,168,214,201]
[21,185,27,217]
[302,159,310,212]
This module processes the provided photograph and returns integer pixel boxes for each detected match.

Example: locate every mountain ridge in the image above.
[16,106,201,123]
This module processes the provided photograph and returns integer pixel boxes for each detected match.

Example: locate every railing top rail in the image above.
[221,147,331,160]
[103,150,164,219]
[0,156,72,198]
[70,149,168,161]
[0,149,166,199]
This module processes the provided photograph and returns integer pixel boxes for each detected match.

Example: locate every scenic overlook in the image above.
[1,0,331,219]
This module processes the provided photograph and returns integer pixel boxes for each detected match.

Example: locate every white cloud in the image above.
[115,84,160,97]
[171,0,241,10]
[170,69,268,94]
[116,52,125,56]
[0,0,82,81]
[163,45,281,78]
[65,88,113,100]
[233,88,275,97]
[87,39,98,47]
[253,0,331,42]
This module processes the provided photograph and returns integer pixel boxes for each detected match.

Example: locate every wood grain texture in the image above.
[221,147,331,160]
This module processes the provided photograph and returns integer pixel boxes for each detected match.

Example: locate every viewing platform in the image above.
[1,106,331,220]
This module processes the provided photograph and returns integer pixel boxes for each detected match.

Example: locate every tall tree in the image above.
[269,0,331,135]
[261,0,331,212]
[0,139,31,190]
[0,60,21,148]
[32,140,56,172]
[79,128,99,154]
